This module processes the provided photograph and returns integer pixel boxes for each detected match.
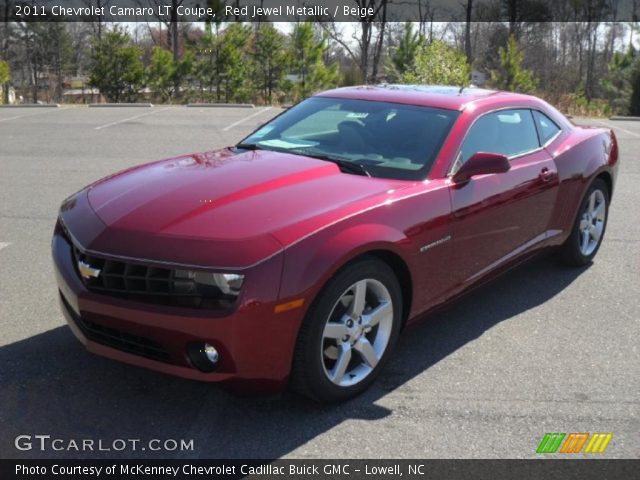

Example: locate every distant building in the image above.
[471,70,487,87]
[62,88,102,104]
[285,74,302,83]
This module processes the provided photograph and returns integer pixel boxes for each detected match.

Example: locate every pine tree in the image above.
[217,23,253,103]
[252,24,287,104]
[491,35,538,93]
[148,47,193,103]
[289,24,339,100]
[386,23,421,81]
[602,46,637,114]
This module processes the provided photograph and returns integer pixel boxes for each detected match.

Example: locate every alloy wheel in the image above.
[320,279,394,387]
[578,189,606,256]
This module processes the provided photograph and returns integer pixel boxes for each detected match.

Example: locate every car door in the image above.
[448,108,560,286]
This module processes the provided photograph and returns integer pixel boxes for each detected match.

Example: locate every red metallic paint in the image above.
[53,86,618,390]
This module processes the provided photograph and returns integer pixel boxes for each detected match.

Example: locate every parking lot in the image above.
[0,106,638,459]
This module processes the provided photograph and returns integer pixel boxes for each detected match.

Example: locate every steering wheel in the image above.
[337,121,370,153]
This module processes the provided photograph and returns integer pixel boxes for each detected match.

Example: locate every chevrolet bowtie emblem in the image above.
[78,260,101,279]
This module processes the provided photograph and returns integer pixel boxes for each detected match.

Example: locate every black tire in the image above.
[290,257,403,403]
[557,178,609,267]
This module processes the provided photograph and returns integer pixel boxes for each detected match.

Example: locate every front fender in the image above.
[279,221,414,308]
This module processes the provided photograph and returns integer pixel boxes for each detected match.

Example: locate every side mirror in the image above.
[452,152,510,184]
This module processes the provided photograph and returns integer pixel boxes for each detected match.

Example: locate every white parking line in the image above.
[94,106,172,130]
[222,107,273,132]
[593,119,640,138]
[0,242,10,251]
[0,107,67,123]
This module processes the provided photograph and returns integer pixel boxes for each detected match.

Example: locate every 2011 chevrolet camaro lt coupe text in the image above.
[53,86,618,402]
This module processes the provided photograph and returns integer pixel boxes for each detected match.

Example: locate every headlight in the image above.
[211,273,245,295]
[175,270,245,297]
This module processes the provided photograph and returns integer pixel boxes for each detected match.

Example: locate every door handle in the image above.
[539,167,553,182]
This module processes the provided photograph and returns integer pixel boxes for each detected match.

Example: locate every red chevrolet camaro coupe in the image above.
[53,85,618,402]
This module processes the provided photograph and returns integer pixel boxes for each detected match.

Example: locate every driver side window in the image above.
[456,109,539,172]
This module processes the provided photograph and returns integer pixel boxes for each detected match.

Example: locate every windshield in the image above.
[238,96,459,180]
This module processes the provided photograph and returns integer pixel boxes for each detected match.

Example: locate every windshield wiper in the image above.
[296,152,371,177]
[236,144,371,177]
[234,142,263,151]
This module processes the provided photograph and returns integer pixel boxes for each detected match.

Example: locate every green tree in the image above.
[191,0,228,101]
[0,60,11,103]
[217,23,253,103]
[193,30,222,101]
[18,23,73,103]
[147,47,193,103]
[400,40,471,86]
[603,46,640,114]
[89,28,146,103]
[45,23,74,102]
[0,59,9,84]
[253,24,287,104]
[386,23,421,81]
[289,23,339,100]
[491,35,538,93]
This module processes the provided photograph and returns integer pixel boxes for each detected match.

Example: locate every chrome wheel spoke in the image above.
[590,224,602,242]
[323,322,349,340]
[347,280,367,317]
[354,338,378,368]
[593,202,605,221]
[330,344,352,384]
[362,300,392,328]
[581,230,590,253]
[588,192,596,214]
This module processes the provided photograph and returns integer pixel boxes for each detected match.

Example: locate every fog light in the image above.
[204,343,219,364]
[187,342,220,373]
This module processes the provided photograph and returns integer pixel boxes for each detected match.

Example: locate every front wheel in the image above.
[557,178,609,266]
[291,258,402,403]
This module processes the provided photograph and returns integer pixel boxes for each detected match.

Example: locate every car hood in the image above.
[64,149,410,269]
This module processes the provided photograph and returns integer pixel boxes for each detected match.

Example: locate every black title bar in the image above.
[2,459,639,480]
[1,0,638,23]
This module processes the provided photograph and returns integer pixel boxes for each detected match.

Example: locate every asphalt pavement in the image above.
[0,106,637,459]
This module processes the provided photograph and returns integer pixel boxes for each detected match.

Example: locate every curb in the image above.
[0,104,60,108]
[89,103,154,108]
[186,103,254,108]
[609,116,640,121]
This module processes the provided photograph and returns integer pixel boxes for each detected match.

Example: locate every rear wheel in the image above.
[291,258,402,403]
[558,178,609,266]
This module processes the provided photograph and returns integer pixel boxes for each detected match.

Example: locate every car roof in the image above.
[315,85,536,111]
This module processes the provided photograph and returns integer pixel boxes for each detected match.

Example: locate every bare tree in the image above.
[84,0,112,40]
[464,0,473,64]
[142,0,184,61]
[321,0,389,83]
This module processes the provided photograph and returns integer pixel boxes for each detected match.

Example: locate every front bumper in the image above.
[52,229,303,389]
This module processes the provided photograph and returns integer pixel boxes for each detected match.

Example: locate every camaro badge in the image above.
[420,235,452,253]
[78,260,101,279]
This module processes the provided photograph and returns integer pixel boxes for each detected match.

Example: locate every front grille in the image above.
[71,246,233,310]
[60,292,172,364]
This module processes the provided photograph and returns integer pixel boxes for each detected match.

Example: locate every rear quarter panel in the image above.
[546,126,618,241]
